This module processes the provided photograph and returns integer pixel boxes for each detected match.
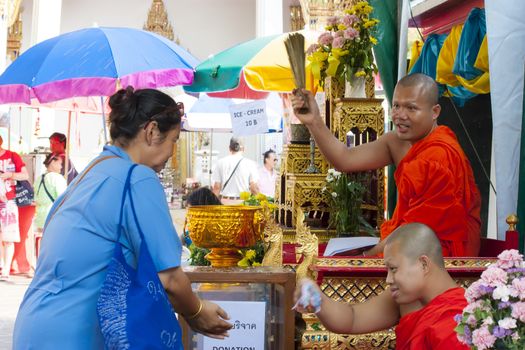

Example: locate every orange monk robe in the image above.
[395,287,469,350]
[380,126,481,256]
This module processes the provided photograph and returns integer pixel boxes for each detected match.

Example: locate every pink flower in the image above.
[472,326,496,350]
[343,28,359,40]
[332,37,346,49]
[511,302,525,322]
[498,317,517,329]
[481,266,508,287]
[306,43,320,55]
[465,280,485,302]
[342,14,359,27]
[466,314,477,326]
[327,16,339,27]
[318,32,334,46]
[464,299,484,313]
[333,30,344,38]
[512,278,525,299]
[497,249,523,269]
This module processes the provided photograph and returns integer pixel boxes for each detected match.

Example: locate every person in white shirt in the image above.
[258,149,277,198]
[212,137,259,204]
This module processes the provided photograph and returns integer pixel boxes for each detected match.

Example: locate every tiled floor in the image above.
[0,276,31,349]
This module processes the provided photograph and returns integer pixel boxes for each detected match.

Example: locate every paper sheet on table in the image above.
[323,237,380,256]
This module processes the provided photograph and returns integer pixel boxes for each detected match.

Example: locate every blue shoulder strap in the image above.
[117,164,140,242]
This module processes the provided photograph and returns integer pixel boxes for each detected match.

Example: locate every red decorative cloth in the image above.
[380,126,481,256]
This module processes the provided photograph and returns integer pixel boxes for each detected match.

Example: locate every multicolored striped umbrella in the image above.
[0,27,199,104]
[184,30,320,99]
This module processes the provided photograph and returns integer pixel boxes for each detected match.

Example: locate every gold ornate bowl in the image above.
[186,205,264,267]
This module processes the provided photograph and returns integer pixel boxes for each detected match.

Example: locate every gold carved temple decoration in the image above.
[143,0,178,43]
[295,208,319,282]
[2,0,22,61]
[7,10,22,61]
[298,0,357,31]
[290,5,305,31]
[143,0,189,185]
[0,0,22,26]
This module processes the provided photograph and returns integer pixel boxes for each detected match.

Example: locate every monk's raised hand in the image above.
[291,89,321,126]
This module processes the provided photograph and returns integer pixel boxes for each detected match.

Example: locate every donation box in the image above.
[181,266,295,350]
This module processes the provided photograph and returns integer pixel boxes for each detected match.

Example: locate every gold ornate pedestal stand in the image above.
[332,97,385,229]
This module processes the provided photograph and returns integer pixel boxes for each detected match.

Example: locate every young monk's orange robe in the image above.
[380,126,481,256]
[395,287,469,350]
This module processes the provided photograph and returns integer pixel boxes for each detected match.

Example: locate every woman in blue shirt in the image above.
[13,88,232,349]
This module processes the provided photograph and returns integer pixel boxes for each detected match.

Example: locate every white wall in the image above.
[59,0,256,60]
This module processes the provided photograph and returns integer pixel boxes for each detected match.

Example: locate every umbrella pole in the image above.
[208,130,214,186]
[100,96,108,144]
[65,111,71,182]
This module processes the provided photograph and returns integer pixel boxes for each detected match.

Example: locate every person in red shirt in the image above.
[291,73,480,257]
[294,223,469,349]
[0,136,30,281]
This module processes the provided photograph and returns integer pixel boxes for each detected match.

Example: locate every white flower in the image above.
[482,316,494,326]
[333,170,342,177]
[326,176,333,182]
[493,284,511,302]
[331,192,338,198]
[498,317,517,329]
[328,168,335,174]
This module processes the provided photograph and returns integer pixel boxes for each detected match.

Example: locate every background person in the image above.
[33,152,67,258]
[212,137,259,204]
[183,186,221,247]
[0,136,29,281]
[294,223,469,349]
[14,87,232,349]
[48,132,78,184]
[291,73,481,257]
[257,149,277,198]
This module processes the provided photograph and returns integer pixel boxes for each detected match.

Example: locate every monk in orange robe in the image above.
[380,125,481,256]
[294,223,470,350]
[291,73,481,257]
[395,286,467,349]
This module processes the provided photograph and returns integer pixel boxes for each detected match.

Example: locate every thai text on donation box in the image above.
[181,267,295,349]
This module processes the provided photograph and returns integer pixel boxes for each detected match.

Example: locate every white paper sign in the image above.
[229,100,269,136]
[202,300,266,350]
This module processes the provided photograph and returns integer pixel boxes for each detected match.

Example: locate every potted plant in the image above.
[323,169,374,237]
[306,1,379,97]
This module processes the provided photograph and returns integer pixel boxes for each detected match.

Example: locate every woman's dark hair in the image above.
[186,187,221,206]
[43,152,62,167]
[108,86,182,144]
[263,149,275,164]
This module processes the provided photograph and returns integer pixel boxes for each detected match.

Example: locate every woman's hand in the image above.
[185,300,233,339]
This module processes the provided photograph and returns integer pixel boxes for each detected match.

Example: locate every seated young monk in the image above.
[291,73,481,257]
[294,223,468,349]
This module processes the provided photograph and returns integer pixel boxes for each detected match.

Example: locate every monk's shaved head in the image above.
[396,73,439,105]
[385,223,445,269]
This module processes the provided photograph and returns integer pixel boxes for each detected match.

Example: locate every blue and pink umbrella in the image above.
[0,26,199,104]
